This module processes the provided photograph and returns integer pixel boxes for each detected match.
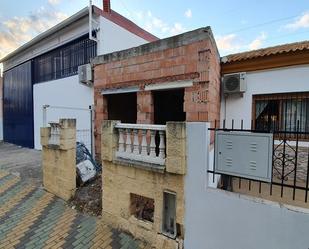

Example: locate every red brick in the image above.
[198,112,208,121]
[186,112,199,121]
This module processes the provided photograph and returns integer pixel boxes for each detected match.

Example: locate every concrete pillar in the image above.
[41,119,76,201]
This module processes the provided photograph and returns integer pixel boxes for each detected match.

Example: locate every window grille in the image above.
[33,35,97,84]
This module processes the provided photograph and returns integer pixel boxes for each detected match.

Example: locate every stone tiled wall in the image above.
[101,120,186,248]
[93,28,221,159]
[41,119,76,201]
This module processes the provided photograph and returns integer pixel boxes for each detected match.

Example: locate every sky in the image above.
[0,0,309,73]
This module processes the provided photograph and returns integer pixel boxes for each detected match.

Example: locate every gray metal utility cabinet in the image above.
[214,131,273,182]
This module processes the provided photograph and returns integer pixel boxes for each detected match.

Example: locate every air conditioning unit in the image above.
[223,72,246,95]
[78,64,93,86]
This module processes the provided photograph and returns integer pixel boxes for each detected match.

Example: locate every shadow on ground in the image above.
[0,142,42,185]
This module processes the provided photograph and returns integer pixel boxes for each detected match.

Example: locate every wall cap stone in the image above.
[92,27,219,66]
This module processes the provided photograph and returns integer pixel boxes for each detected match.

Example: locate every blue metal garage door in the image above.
[3,61,34,148]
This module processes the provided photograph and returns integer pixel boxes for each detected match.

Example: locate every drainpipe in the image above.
[89,0,98,42]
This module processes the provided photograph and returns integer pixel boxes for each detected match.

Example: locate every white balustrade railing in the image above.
[48,122,60,145]
[115,123,166,166]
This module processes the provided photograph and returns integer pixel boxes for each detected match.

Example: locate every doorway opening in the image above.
[153,89,185,125]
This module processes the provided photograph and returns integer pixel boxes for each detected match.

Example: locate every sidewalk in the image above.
[0,156,149,249]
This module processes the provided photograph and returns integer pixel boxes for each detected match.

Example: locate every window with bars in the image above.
[253,93,309,133]
[33,35,97,84]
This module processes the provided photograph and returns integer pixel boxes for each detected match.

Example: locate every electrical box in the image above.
[215,131,273,182]
[78,64,93,86]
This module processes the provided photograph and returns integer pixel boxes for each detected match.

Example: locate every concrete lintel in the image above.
[144,80,193,91]
[101,86,140,95]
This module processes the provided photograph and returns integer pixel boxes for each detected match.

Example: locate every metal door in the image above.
[3,61,34,148]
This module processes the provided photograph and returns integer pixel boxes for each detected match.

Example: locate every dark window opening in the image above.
[255,100,279,131]
[153,89,185,125]
[254,93,309,133]
[130,194,154,223]
[162,191,177,238]
[33,35,97,83]
[107,93,137,123]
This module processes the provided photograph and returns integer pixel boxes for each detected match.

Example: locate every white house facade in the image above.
[220,41,309,131]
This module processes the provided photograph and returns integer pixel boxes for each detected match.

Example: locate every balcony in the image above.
[115,123,166,167]
[101,120,186,175]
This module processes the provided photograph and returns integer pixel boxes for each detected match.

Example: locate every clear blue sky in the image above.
[0,0,308,65]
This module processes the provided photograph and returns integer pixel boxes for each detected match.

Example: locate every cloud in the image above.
[170,23,186,35]
[248,32,267,50]
[216,34,242,53]
[216,32,267,55]
[133,10,186,37]
[48,0,61,5]
[0,7,68,60]
[284,12,309,30]
[185,9,192,18]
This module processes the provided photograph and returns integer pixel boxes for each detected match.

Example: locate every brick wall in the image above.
[93,28,221,158]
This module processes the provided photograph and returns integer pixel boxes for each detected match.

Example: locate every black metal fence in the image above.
[208,119,309,204]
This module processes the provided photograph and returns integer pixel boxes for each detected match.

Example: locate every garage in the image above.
[3,61,34,148]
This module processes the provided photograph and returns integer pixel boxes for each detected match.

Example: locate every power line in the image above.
[266,29,309,42]
[222,14,299,35]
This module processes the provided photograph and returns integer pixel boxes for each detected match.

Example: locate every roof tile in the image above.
[222,40,309,63]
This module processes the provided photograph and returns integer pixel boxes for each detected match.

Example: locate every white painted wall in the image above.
[33,76,93,150]
[31,11,151,150]
[97,16,148,55]
[221,64,309,129]
[185,122,309,249]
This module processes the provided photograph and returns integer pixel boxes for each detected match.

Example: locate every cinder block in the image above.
[40,127,51,146]
[101,120,119,162]
[59,138,75,150]
[166,122,186,175]
[41,119,76,201]
[59,119,76,129]
[60,128,76,140]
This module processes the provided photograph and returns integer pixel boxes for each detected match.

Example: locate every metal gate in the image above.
[42,105,94,154]
[3,61,34,148]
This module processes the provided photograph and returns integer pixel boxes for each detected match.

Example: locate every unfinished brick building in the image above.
[92,27,221,248]
[93,27,221,157]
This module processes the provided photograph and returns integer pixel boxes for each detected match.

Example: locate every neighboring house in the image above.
[0,0,157,149]
[220,40,309,130]
[92,27,221,248]
[0,75,2,141]
[186,41,309,249]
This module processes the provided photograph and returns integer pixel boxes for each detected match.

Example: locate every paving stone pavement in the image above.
[0,171,150,249]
